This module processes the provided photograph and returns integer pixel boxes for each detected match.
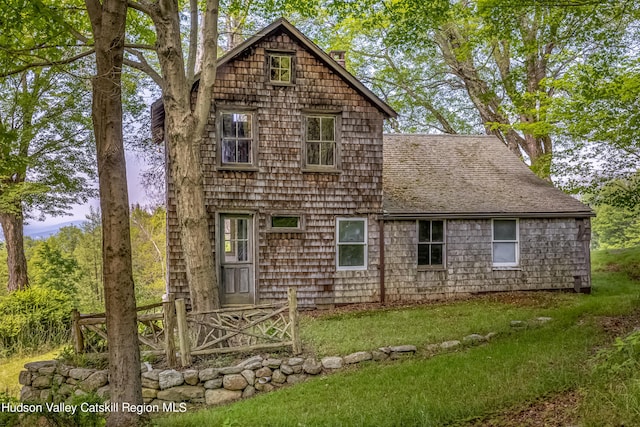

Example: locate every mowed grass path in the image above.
[154,248,640,427]
[0,348,60,397]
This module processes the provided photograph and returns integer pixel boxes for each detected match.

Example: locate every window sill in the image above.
[269,81,295,87]
[492,266,522,271]
[217,165,259,172]
[302,167,341,174]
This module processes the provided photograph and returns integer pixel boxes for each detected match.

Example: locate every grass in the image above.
[153,247,640,427]
[0,347,61,397]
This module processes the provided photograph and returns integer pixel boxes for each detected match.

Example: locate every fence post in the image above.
[163,295,178,368]
[72,309,84,354]
[288,287,302,355]
[175,298,192,367]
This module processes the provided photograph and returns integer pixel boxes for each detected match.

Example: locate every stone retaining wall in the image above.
[19,346,418,409]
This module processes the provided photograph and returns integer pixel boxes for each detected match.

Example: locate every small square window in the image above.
[492,219,519,267]
[418,220,445,268]
[269,54,293,83]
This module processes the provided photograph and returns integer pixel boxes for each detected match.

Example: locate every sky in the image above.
[32,151,152,228]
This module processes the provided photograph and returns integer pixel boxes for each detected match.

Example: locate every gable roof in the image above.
[151,18,396,143]
[383,134,594,218]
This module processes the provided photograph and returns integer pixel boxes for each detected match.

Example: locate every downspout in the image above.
[379,218,385,305]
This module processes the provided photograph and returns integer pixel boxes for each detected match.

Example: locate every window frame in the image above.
[216,108,258,170]
[492,218,519,267]
[302,113,341,172]
[417,220,446,270]
[336,217,368,271]
[266,213,305,233]
[267,51,295,85]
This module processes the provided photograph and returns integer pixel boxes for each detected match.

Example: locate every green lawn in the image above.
[154,248,640,427]
[0,348,61,397]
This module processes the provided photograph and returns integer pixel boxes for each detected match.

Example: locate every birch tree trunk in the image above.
[85,0,143,425]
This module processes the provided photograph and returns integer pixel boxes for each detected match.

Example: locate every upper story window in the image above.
[220,111,256,167]
[492,219,519,267]
[304,115,337,169]
[269,53,293,84]
[418,220,445,268]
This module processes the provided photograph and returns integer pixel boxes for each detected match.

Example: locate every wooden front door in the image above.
[220,214,255,305]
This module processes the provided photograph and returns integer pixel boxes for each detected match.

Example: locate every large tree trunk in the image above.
[85,0,142,425]
[0,210,28,292]
[149,0,220,312]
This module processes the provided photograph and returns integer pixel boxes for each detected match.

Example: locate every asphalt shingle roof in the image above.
[383,134,593,217]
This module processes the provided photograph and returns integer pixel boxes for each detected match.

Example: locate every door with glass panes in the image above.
[219,215,254,305]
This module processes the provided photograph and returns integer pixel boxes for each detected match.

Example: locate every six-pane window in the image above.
[417,220,445,267]
[306,116,335,167]
[336,218,367,269]
[492,219,519,266]
[221,113,252,164]
[269,54,292,83]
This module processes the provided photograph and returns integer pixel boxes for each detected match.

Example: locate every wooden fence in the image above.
[71,288,301,368]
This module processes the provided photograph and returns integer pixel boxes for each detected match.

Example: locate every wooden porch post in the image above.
[163,294,178,368]
[175,298,192,367]
[288,287,302,355]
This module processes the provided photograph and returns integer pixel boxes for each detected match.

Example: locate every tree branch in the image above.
[0,49,96,78]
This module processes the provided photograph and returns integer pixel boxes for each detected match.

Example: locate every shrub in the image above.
[0,287,72,357]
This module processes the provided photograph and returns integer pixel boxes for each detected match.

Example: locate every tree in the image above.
[326,0,637,180]
[84,0,143,424]
[0,68,94,292]
[126,0,221,312]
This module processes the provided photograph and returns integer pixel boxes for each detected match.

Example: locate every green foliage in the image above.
[591,204,640,250]
[0,391,20,426]
[0,287,72,357]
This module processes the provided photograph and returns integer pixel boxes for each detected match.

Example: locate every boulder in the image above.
[20,386,40,402]
[462,334,486,345]
[31,375,52,389]
[157,386,204,402]
[142,388,158,399]
[80,371,109,392]
[159,370,184,390]
[287,357,305,366]
[223,374,248,391]
[254,382,274,392]
[321,357,344,369]
[371,351,389,361]
[510,320,526,328]
[141,377,160,390]
[280,364,294,375]
[199,368,220,382]
[241,369,255,386]
[142,369,161,381]
[24,360,57,372]
[38,366,57,375]
[205,389,242,406]
[219,366,243,375]
[389,345,417,353]
[271,370,287,384]
[344,352,372,365]
[262,358,282,369]
[97,385,111,400]
[204,379,223,389]
[302,358,322,375]
[68,368,94,381]
[255,367,272,378]
[18,371,31,386]
[242,386,256,398]
[183,370,199,386]
[237,355,263,370]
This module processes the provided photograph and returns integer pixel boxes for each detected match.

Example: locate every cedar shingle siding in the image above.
[164,20,593,309]
[167,24,387,308]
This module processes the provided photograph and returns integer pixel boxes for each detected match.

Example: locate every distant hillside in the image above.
[22,220,85,240]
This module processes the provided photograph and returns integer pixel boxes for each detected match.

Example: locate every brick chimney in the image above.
[329,50,346,67]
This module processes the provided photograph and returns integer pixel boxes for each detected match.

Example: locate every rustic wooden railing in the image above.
[71,287,301,368]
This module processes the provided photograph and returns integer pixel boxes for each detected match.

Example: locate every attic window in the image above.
[269,53,293,84]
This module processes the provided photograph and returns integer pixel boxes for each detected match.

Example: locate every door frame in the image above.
[216,211,258,306]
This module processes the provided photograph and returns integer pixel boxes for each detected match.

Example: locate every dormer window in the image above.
[268,52,294,84]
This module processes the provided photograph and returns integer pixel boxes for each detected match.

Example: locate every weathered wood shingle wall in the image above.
[383,218,591,301]
[167,31,384,308]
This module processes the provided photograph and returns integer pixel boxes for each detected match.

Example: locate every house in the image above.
[155,19,593,309]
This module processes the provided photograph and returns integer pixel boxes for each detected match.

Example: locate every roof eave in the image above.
[383,211,595,220]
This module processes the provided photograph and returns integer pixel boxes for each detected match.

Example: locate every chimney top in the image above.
[329,50,346,67]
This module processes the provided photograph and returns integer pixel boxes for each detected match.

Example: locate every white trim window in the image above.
[492,219,519,267]
[417,220,445,268]
[336,218,367,270]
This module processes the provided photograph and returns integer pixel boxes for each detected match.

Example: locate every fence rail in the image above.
[71,287,301,367]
